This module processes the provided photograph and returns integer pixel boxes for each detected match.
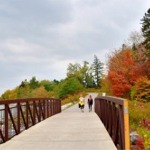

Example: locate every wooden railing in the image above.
[95,96,130,150]
[0,98,61,144]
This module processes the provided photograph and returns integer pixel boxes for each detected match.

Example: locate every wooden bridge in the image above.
[0,93,130,150]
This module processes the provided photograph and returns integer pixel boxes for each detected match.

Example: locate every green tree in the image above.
[29,76,39,89]
[67,63,81,78]
[66,61,95,88]
[141,8,150,56]
[79,61,94,87]
[57,77,84,98]
[92,55,104,87]
[39,80,53,91]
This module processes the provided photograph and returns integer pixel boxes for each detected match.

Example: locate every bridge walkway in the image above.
[0,93,117,150]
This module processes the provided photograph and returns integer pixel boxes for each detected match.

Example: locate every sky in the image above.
[0,0,150,95]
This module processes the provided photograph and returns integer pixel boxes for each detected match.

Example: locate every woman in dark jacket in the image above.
[88,95,93,112]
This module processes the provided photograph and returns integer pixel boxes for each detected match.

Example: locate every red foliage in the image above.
[108,49,142,97]
[131,134,144,150]
[135,135,144,149]
[139,118,150,130]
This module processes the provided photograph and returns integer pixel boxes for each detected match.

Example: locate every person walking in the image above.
[87,95,93,112]
[78,95,85,112]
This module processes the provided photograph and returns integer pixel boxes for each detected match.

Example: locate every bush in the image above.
[129,100,150,149]
[134,77,150,102]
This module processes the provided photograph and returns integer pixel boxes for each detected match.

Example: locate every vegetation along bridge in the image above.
[0,93,130,150]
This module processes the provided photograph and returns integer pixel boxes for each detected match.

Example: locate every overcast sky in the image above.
[0,0,149,95]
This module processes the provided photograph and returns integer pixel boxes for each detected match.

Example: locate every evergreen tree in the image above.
[92,55,104,87]
[29,76,39,89]
[141,8,150,56]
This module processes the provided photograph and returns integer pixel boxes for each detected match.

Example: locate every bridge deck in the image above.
[0,93,117,150]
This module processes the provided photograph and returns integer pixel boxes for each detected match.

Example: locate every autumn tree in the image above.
[1,88,18,99]
[100,77,112,95]
[133,77,150,102]
[31,86,50,98]
[107,49,142,98]
[17,85,31,98]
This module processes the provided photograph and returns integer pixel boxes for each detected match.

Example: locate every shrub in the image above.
[129,100,150,149]
[134,77,150,102]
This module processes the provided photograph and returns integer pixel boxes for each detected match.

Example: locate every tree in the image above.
[19,79,28,88]
[134,77,150,102]
[84,71,95,88]
[125,31,144,50]
[107,49,142,98]
[29,76,39,89]
[92,55,104,87]
[67,63,81,78]
[17,85,31,98]
[141,8,150,56]
[31,86,50,98]
[57,77,84,98]
[66,61,95,88]
[79,61,95,88]
[39,80,55,91]
[1,88,18,99]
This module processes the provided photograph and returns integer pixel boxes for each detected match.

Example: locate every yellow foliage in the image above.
[134,77,150,102]
[31,86,49,98]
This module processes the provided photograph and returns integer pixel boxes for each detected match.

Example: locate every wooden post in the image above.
[123,100,130,150]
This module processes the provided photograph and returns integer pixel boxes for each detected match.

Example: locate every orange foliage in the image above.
[108,49,142,97]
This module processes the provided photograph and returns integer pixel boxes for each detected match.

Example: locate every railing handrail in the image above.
[0,98,60,104]
[95,96,130,150]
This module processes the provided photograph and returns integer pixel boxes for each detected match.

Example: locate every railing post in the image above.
[50,100,52,116]
[47,100,50,117]
[43,100,46,119]
[33,101,36,125]
[51,100,54,115]
[53,100,56,114]
[4,104,8,141]
[123,100,130,150]
[26,102,29,129]
[38,100,41,122]
[17,102,20,134]
[59,100,61,113]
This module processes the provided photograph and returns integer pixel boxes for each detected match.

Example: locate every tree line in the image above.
[1,55,104,99]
